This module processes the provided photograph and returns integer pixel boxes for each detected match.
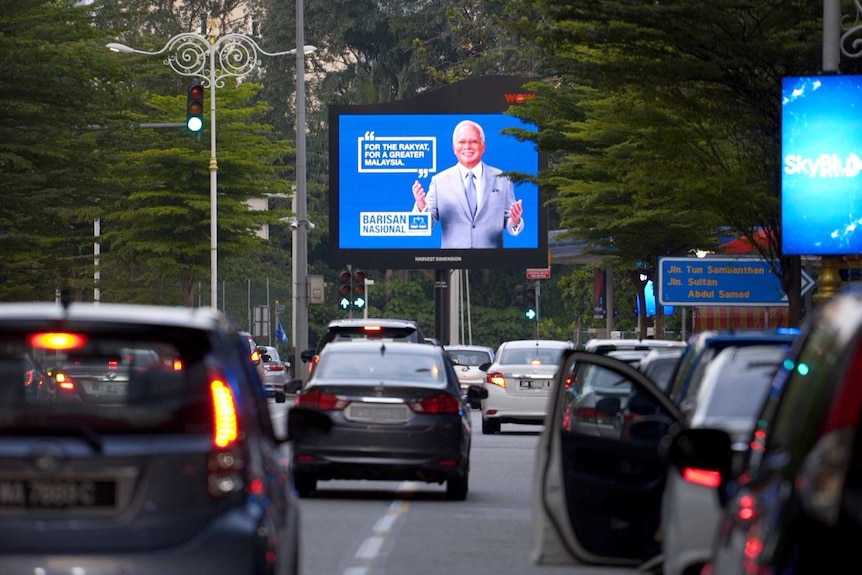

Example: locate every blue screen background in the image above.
[337,113,539,250]
[782,75,862,255]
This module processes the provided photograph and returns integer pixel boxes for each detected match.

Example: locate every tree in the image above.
[505,0,830,326]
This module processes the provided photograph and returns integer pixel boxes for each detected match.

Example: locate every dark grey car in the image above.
[290,341,471,500]
[0,302,299,575]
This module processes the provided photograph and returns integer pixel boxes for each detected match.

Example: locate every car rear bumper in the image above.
[0,503,298,575]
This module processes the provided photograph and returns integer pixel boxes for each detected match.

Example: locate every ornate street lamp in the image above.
[107,19,315,309]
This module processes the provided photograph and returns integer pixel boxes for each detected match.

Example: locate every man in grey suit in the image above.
[411,120,524,249]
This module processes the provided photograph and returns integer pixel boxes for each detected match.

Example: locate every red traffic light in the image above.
[352,270,366,284]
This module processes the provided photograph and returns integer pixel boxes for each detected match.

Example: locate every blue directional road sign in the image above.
[658,257,814,306]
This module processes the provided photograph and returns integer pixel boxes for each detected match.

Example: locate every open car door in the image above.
[531,350,683,569]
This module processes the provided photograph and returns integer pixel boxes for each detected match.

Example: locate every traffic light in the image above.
[352,270,366,309]
[336,269,352,310]
[524,283,537,321]
[186,82,204,132]
[515,284,525,306]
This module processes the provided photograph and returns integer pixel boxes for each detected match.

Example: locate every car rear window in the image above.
[0,330,215,434]
[499,347,565,365]
[447,350,492,366]
[324,326,420,345]
[315,348,444,383]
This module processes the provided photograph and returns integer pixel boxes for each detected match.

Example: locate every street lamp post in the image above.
[294,0,311,381]
[107,21,315,309]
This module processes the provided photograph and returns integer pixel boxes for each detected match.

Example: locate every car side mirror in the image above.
[274,390,286,403]
[300,349,314,363]
[663,427,734,506]
[284,378,302,394]
[595,397,621,415]
[261,354,273,362]
[478,362,491,371]
[287,406,333,441]
[467,385,488,401]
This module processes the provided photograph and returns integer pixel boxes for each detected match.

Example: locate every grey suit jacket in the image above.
[422,163,520,249]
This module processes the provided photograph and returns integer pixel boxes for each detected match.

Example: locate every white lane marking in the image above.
[343,482,418,574]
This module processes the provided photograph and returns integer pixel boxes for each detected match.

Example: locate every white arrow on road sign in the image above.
[801,268,815,297]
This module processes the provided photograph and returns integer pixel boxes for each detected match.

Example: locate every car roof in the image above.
[324,317,422,329]
[499,339,575,349]
[0,302,227,331]
[444,344,495,352]
[583,338,685,354]
[320,340,441,356]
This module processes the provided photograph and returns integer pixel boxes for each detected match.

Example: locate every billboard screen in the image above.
[782,75,862,255]
[329,76,548,270]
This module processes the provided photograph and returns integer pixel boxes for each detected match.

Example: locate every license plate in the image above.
[96,383,124,394]
[346,404,409,422]
[0,478,117,510]
[519,379,549,389]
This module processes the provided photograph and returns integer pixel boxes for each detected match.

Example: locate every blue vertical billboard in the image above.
[782,75,862,255]
[329,75,548,269]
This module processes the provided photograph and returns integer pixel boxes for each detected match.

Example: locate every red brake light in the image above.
[28,332,87,350]
[409,393,461,414]
[55,372,75,391]
[295,387,348,410]
[266,365,285,372]
[307,355,320,374]
[681,467,721,488]
[210,378,239,448]
[362,325,383,333]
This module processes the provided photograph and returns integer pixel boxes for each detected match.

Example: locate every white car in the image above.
[444,344,496,407]
[480,339,575,434]
[660,344,786,575]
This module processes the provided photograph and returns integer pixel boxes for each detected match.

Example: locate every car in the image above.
[637,347,686,392]
[299,317,429,376]
[289,340,471,500]
[444,344,496,407]
[258,345,289,397]
[563,342,684,438]
[665,284,862,574]
[238,330,267,383]
[666,328,800,412]
[660,344,787,575]
[479,339,575,435]
[0,301,300,575]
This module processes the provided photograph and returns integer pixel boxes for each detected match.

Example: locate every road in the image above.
[269,399,640,575]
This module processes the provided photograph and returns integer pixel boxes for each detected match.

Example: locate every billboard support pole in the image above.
[435,269,450,345]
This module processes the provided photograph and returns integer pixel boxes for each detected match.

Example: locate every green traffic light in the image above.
[525,308,537,320]
[187,117,203,132]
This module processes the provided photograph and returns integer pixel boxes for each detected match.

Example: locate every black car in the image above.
[667,284,862,574]
[0,301,300,575]
[290,340,472,500]
[299,317,429,376]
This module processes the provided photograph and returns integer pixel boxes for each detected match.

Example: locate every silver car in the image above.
[444,344,496,407]
[258,345,289,397]
[479,339,575,435]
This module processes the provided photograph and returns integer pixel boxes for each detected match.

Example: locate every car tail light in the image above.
[208,373,247,498]
[28,332,87,350]
[266,365,285,372]
[487,372,507,388]
[295,387,348,410]
[362,325,384,333]
[55,372,75,391]
[23,369,35,387]
[409,393,461,414]
[680,467,721,488]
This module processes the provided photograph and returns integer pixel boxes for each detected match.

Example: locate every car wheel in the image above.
[293,471,317,498]
[446,473,468,501]
[482,417,500,435]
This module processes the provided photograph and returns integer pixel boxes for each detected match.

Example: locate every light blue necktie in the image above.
[465,172,477,217]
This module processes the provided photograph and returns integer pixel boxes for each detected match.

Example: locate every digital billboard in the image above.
[782,75,862,255]
[329,75,548,269]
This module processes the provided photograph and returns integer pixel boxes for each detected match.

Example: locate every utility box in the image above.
[309,275,325,304]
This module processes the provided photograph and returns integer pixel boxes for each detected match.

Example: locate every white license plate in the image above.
[519,380,549,389]
[346,404,409,422]
[0,478,117,510]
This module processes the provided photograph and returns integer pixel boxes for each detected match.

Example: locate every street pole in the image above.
[107,25,314,309]
[294,0,311,381]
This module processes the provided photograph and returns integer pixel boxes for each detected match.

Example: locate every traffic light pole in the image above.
[534,280,541,339]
